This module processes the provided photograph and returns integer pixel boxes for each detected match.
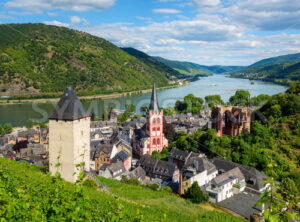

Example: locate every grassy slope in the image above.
[0,157,244,221]
[97,177,245,221]
[0,23,175,97]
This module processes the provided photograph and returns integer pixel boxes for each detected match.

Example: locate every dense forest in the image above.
[0,23,178,98]
[231,53,300,85]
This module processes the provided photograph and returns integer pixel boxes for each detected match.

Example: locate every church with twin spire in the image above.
[133,83,168,156]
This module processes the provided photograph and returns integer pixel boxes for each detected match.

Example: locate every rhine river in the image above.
[0,75,287,126]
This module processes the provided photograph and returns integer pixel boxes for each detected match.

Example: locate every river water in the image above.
[0,75,287,126]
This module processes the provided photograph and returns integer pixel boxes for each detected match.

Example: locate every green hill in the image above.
[231,53,300,85]
[153,56,244,75]
[249,53,300,67]
[121,47,183,78]
[0,157,244,221]
[207,65,244,74]
[0,23,178,98]
[153,56,212,76]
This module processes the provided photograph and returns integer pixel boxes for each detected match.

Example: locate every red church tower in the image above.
[133,83,168,156]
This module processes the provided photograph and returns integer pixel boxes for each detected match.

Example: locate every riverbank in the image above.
[229,75,293,86]
[0,82,189,105]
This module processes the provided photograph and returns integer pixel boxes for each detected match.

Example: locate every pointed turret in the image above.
[149,82,159,113]
[49,87,89,121]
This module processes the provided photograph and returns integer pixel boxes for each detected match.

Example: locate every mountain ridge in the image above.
[231,52,300,85]
[0,23,178,98]
[153,56,244,75]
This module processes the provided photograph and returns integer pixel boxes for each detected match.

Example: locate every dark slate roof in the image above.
[127,166,146,181]
[183,156,216,175]
[212,167,244,186]
[169,147,190,161]
[114,150,130,162]
[211,158,267,191]
[218,192,262,219]
[93,144,114,159]
[149,82,159,113]
[139,154,177,181]
[49,87,89,121]
[107,161,126,177]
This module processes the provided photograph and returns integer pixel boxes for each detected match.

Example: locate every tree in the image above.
[175,94,204,114]
[205,95,224,107]
[38,122,47,129]
[279,178,298,207]
[250,94,270,106]
[163,107,176,116]
[125,103,135,113]
[3,123,13,134]
[256,176,299,222]
[152,151,159,159]
[0,125,4,136]
[102,106,108,121]
[229,90,250,106]
[184,182,208,203]
[26,119,34,129]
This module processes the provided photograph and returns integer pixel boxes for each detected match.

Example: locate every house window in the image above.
[153,138,156,145]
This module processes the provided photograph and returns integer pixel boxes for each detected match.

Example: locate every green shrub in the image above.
[184,182,209,203]
[83,179,98,190]
[147,183,160,191]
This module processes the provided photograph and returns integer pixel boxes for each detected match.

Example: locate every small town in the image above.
[1,84,269,220]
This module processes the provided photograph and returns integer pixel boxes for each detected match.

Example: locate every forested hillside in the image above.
[121,47,183,78]
[153,56,244,76]
[249,53,300,67]
[152,56,212,76]
[0,157,244,221]
[231,53,300,85]
[0,23,177,98]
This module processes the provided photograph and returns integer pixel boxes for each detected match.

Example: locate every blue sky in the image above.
[1,0,300,66]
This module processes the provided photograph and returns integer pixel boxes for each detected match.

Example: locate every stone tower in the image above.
[145,83,168,154]
[48,87,90,183]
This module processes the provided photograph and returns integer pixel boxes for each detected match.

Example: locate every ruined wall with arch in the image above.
[211,105,251,137]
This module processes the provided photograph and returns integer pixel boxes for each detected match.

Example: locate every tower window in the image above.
[157,127,160,131]
[157,138,160,144]
[152,127,156,131]
[153,138,156,145]
[157,118,160,124]
[152,118,156,124]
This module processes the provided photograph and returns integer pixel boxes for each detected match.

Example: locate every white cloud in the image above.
[193,0,220,7]
[43,20,69,27]
[5,0,116,12]
[152,8,182,14]
[217,0,300,31]
[70,16,81,24]
[70,16,89,26]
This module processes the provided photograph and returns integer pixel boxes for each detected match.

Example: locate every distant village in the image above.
[0,84,267,219]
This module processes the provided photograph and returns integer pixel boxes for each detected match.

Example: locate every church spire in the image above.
[149,82,159,113]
